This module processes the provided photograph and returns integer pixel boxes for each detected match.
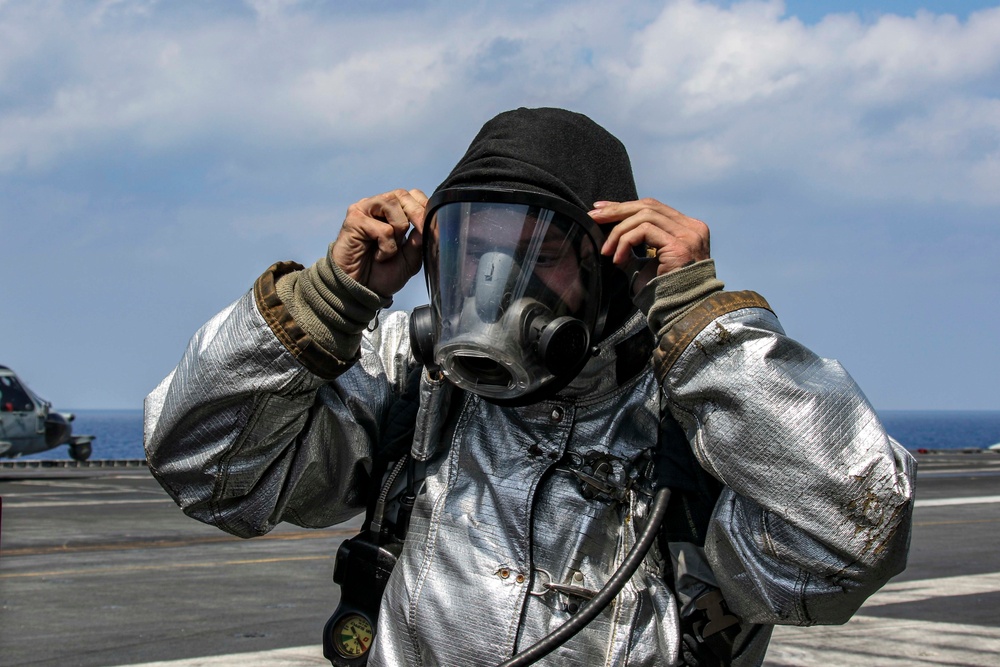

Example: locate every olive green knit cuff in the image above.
[272,246,386,365]
[633,259,725,338]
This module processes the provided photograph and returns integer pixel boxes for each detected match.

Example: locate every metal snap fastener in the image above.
[550,407,564,423]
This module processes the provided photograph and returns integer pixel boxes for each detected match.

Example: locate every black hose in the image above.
[497,486,672,667]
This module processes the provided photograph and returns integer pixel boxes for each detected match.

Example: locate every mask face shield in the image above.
[419,189,607,402]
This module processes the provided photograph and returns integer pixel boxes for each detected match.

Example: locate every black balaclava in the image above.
[435,107,639,339]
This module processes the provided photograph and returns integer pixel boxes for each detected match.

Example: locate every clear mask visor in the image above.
[425,200,603,400]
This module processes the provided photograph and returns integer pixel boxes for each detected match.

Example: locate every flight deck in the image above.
[1,451,998,666]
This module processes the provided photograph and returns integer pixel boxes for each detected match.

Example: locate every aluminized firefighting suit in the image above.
[144,263,915,667]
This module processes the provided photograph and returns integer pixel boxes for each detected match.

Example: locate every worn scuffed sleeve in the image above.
[650,289,915,627]
[143,264,414,538]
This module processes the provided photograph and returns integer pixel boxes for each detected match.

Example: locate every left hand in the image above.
[589,198,711,293]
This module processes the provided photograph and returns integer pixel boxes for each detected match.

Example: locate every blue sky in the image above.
[1,0,998,411]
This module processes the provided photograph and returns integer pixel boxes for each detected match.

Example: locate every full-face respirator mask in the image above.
[410,189,616,406]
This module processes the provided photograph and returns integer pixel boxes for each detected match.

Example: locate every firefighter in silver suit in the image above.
[144,108,915,666]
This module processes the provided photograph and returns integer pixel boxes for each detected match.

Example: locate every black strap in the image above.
[362,366,424,533]
[615,327,655,387]
[655,413,724,546]
[656,408,738,667]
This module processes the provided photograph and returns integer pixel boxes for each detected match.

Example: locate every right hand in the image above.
[331,189,427,298]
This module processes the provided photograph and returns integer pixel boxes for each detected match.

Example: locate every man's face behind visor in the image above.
[449,204,592,315]
[422,191,606,402]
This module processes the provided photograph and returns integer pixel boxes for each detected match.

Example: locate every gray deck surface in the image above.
[1,450,998,666]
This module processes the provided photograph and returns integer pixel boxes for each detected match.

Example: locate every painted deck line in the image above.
[914,494,1000,507]
[862,570,1000,607]
[1,497,170,508]
[768,616,1000,666]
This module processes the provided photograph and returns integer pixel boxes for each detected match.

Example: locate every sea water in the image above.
[16,409,145,461]
[13,409,1000,460]
[879,410,1000,452]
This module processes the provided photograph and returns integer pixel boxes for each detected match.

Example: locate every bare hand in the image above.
[589,198,711,293]
[331,189,427,298]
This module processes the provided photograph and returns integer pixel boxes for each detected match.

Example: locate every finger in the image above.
[590,198,684,223]
[395,189,425,270]
[592,200,706,249]
[408,188,429,206]
[398,228,423,278]
[616,226,710,276]
[347,189,427,256]
[601,211,690,258]
[394,189,428,233]
[608,222,678,265]
[343,198,398,248]
[367,192,411,240]
[352,215,402,262]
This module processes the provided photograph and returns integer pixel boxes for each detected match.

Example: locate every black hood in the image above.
[436,107,638,209]
[435,107,639,338]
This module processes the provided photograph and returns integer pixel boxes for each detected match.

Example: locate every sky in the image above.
[1,0,998,411]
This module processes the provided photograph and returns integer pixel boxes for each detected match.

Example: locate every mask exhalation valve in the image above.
[529,314,591,377]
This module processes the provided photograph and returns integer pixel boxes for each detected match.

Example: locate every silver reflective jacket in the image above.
[145,274,915,667]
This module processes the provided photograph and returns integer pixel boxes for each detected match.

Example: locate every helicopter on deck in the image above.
[0,365,94,461]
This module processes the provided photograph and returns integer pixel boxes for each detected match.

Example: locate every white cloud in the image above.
[617,0,807,114]
[603,2,1000,204]
[3,0,998,409]
[0,0,998,206]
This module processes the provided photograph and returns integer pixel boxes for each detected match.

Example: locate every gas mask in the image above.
[410,189,615,406]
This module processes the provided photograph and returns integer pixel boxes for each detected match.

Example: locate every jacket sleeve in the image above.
[143,262,415,538]
[652,290,915,626]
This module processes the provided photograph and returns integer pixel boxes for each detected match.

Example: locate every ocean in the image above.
[12,409,1000,461]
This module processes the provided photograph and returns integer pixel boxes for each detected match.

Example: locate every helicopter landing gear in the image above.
[69,441,92,462]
